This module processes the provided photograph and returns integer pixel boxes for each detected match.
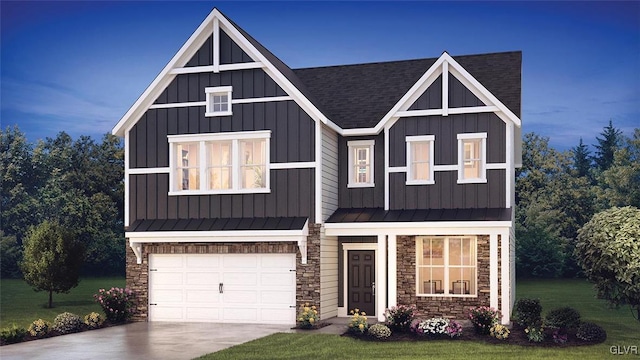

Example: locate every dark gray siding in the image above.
[448,73,484,108]
[129,169,314,221]
[388,112,506,210]
[338,133,385,208]
[408,75,442,110]
[153,69,287,105]
[184,30,253,67]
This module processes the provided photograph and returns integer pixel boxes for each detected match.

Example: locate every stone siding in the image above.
[396,235,491,320]
[125,223,322,322]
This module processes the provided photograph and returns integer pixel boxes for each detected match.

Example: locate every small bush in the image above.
[445,320,463,338]
[411,317,449,337]
[545,307,581,329]
[552,328,568,344]
[296,303,319,329]
[367,323,392,340]
[489,324,510,340]
[1,324,27,344]
[524,325,544,342]
[28,319,51,337]
[347,309,369,334]
[94,287,135,322]
[576,322,607,343]
[468,306,500,335]
[384,304,417,332]
[84,312,105,329]
[53,312,83,334]
[514,298,542,328]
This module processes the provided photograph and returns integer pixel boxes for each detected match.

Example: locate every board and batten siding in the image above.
[321,124,339,221]
[184,30,253,68]
[338,133,385,208]
[320,231,338,319]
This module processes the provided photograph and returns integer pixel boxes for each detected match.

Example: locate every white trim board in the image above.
[325,221,512,237]
[339,242,378,318]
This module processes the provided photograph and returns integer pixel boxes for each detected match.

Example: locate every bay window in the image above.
[168,131,270,194]
[416,236,477,296]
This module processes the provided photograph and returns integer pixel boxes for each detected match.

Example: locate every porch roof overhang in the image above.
[324,208,512,236]
[125,217,309,264]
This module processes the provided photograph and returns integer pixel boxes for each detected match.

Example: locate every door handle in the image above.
[219,283,224,294]
[372,282,376,296]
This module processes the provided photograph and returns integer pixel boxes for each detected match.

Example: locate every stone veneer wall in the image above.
[396,235,492,320]
[125,223,322,322]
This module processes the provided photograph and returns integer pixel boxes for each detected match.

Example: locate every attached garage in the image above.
[148,253,297,324]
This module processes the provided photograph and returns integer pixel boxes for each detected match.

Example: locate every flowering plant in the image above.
[94,287,135,323]
[28,319,51,337]
[489,324,510,340]
[368,323,392,340]
[524,325,544,342]
[445,320,463,338]
[347,308,369,334]
[296,303,319,328]
[468,306,500,335]
[411,317,449,337]
[384,304,417,332]
[84,312,105,329]
[552,328,568,344]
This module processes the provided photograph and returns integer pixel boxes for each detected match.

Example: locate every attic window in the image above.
[205,86,232,117]
[347,140,374,188]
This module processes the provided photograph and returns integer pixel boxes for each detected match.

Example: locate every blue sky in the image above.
[1,1,638,150]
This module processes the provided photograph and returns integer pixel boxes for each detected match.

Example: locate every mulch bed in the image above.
[1,321,130,346]
[291,322,332,330]
[342,326,603,347]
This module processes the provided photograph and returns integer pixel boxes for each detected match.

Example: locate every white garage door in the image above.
[148,254,296,324]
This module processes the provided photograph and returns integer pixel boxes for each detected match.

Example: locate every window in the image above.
[416,236,477,296]
[347,140,374,187]
[457,133,487,183]
[168,131,270,194]
[205,86,233,117]
[406,135,435,185]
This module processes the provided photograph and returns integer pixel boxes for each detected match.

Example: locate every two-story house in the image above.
[112,8,521,325]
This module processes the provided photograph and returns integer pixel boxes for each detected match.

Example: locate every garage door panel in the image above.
[149,253,295,324]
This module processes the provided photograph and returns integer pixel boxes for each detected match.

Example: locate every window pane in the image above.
[412,142,429,162]
[412,163,430,181]
[449,238,462,265]
[351,145,371,184]
[463,139,481,179]
[176,143,199,190]
[240,139,266,189]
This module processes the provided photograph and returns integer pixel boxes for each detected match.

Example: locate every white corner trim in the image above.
[124,130,130,227]
[315,121,323,224]
[489,233,498,310]
[377,234,387,322]
[384,125,390,210]
[387,234,397,309]
[500,230,511,324]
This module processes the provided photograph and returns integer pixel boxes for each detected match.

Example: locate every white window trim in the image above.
[416,236,478,298]
[168,130,271,195]
[406,135,435,185]
[347,140,375,188]
[457,133,487,184]
[205,86,233,117]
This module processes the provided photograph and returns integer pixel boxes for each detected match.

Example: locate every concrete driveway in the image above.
[0,322,292,360]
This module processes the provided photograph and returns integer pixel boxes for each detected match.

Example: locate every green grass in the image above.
[197,279,640,360]
[0,277,125,329]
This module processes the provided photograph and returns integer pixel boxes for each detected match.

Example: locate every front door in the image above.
[348,250,375,315]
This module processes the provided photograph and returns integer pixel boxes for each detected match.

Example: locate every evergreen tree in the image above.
[594,120,623,172]
[571,137,592,180]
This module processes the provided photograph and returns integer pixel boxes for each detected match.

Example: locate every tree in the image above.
[594,120,623,172]
[571,137,592,180]
[597,129,640,208]
[575,207,640,321]
[20,221,85,308]
[516,224,564,278]
[0,231,22,278]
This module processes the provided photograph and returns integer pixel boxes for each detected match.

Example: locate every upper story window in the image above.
[416,236,477,297]
[205,86,233,117]
[457,133,487,184]
[347,140,374,188]
[406,135,435,185]
[168,130,270,195]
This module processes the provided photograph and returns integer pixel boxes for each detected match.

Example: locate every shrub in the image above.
[84,312,105,329]
[576,322,607,343]
[514,298,542,328]
[28,319,51,337]
[296,303,319,328]
[347,309,369,334]
[552,328,568,344]
[489,324,510,340]
[411,317,449,337]
[1,324,27,344]
[53,312,83,334]
[524,325,544,342]
[367,323,392,340]
[445,320,463,338]
[384,304,417,332]
[545,307,581,329]
[94,287,135,322]
[468,306,500,335]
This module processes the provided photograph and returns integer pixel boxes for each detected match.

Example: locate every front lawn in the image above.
[197,279,640,360]
[0,277,125,329]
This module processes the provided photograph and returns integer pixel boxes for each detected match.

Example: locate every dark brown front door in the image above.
[348,250,375,316]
